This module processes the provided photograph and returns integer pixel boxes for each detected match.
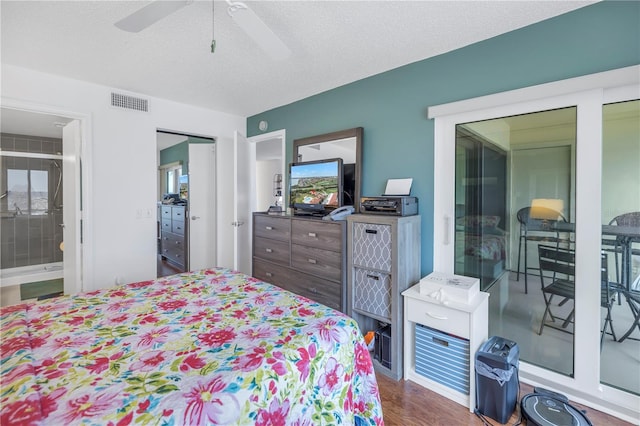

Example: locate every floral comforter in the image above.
[1,268,384,425]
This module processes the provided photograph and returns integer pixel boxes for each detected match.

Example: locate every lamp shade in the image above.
[530,198,564,220]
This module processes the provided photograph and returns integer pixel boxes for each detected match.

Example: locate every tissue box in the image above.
[419,272,479,305]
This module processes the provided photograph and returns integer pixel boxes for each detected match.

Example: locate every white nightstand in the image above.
[402,283,489,412]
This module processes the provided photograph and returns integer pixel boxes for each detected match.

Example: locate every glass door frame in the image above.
[429,66,639,421]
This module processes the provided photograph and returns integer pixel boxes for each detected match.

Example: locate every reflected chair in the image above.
[602,211,640,285]
[537,245,617,347]
[618,275,640,343]
[517,206,569,294]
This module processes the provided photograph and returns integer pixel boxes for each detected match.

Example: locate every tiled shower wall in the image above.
[1,133,64,269]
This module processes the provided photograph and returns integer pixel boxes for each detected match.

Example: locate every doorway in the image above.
[156,130,216,277]
[0,106,84,304]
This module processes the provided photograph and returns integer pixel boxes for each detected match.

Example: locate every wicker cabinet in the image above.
[347,214,421,380]
[160,205,188,271]
[252,213,346,312]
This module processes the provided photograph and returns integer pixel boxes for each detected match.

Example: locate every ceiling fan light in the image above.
[227,2,291,61]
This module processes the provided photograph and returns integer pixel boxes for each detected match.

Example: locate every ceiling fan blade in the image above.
[115,0,192,33]
[229,4,292,61]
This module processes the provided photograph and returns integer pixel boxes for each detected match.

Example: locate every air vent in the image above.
[111,92,148,112]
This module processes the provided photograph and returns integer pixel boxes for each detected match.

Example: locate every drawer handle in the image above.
[366,274,379,280]
[307,258,317,264]
[265,248,273,253]
[432,337,449,347]
[365,229,377,234]
[308,232,317,238]
[265,272,273,277]
[310,287,318,294]
[175,241,180,245]
[426,312,448,320]
[265,226,273,230]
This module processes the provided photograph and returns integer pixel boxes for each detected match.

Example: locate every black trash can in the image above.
[475,336,520,424]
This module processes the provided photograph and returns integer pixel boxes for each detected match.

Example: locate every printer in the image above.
[360,178,418,216]
[360,196,418,216]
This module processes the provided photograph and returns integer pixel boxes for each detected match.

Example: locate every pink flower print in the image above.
[106,299,135,312]
[180,353,206,372]
[1,393,42,425]
[128,280,154,289]
[198,326,237,347]
[255,398,291,426]
[40,388,67,418]
[298,307,314,317]
[105,313,130,325]
[157,299,187,311]
[233,346,267,372]
[295,344,317,382]
[269,306,284,316]
[137,326,171,348]
[29,333,51,349]
[60,388,122,422]
[85,352,123,375]
[266,351,287,376]
[241,325,275,341]
[183,376,240,425]
[354,342,374,375]
[314,318,345,343]
[51,335,85,350]
[318,357,343,396]
[0,303,26,315]
[139,314,160,324]
[108,289,128,298]
[1,335,30,357]
[179,310,208,325]
[129,350,167,372]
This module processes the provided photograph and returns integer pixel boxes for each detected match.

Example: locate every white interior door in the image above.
[233,131,252,274]
[188,143,216,270]
[62,120,81,295]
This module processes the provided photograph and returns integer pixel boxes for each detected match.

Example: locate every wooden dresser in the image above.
[252,212,346,312]
[160,204,188,271]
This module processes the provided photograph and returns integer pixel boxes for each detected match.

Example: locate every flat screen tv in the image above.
[289,158,343,216]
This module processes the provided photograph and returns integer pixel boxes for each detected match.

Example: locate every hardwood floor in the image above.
[157,255,184,277]
[376,373,633,425]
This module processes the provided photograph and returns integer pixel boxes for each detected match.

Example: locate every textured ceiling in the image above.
[1,1,596,118]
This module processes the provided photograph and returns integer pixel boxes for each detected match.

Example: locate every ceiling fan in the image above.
[115,0,291,60]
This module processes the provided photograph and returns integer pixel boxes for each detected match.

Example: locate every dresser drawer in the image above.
[286,269,341,311]
[161,231,184,247]
[172,220,185,235]
[254,237,290,265]
[172,206,186,221]
[291,220,342,251]
[352,222,392,271]
[254,215,290,242]
[253,258,293,287]
[161,206,172,219]
[161,219,172,233]
[161,245,186,267]
[291,244,341,282]
[406,297,470,339]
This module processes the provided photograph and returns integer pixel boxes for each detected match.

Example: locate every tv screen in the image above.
[289,158,343,215]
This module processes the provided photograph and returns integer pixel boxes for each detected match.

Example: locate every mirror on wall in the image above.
[293,127,363,212]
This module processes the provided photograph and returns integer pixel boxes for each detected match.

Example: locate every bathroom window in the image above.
[7,168,48,215]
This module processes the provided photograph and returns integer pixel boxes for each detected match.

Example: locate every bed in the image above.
[455,215,506,281]
[1,268,384,425]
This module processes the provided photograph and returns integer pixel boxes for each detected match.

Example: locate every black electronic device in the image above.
[521,388,593,426]
[360,196,418,216]
[289,158,343,216]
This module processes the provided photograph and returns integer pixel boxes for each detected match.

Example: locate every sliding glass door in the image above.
[431,67,639,418]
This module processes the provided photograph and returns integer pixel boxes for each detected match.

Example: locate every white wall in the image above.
[1,65,245,291]
[256,159,281,211]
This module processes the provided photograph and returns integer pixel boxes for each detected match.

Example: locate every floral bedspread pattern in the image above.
[1,268,384,425]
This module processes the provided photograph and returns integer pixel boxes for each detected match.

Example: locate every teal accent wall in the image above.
[160,141,188,174]
[159,136,215,175]
[247,2,640,276]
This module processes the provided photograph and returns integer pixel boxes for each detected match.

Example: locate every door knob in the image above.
[191,215,200,220]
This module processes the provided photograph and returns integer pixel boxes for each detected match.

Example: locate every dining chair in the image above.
[537,245,616,347]
[618,275,640,343]
[537,245,575,335]
[517,207,569,294]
